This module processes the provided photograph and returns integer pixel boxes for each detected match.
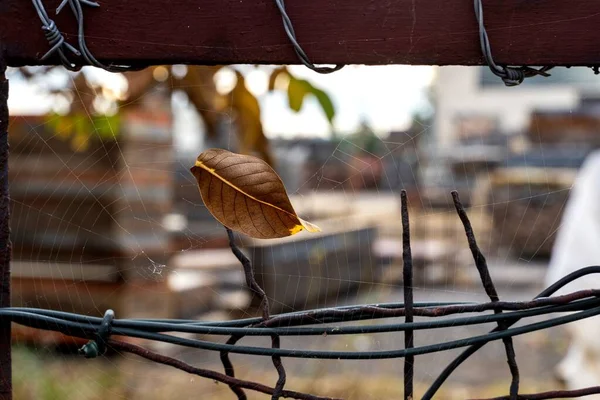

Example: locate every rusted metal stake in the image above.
[108,340,336,400]
[401,190,414,400]
[225,228,286,400]
[452,191,519,400]
[0,52,12,400]
[472,385,600,400]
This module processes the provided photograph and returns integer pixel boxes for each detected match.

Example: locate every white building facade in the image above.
[433,66,600,148]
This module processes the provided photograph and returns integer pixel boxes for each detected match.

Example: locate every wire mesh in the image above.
[0,190,599,399]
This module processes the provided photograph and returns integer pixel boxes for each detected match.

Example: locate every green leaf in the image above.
[312,87,335,124]
[287,76,310,112]
[43,113,120,153]
[287,76,336,124]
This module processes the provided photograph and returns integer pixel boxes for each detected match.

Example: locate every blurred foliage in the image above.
[19,65,337,165]
[269,66,335,124]
[287,75,335,123]
[44,114,120,152]
[13,346,119,400]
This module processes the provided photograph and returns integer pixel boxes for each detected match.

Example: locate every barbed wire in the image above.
[31,0,344,75]
[30,0,600,82]
[31,0,81,71]
[474,0,553,86]
[273,0,344,74]
[2,190,600,399]
[31,0,143,72]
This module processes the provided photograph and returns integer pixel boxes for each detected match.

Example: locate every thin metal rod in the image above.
[451,191,519,400]
[401,190,414,400]
[227,228,270,320]
[451,192,499,302]
[270,334,287,400]
[472,386,600,400]
[0,51,12,400]
[108,340,336,400]
[226,228,286,400]
[220,335,247,400]
[223,228,266,400]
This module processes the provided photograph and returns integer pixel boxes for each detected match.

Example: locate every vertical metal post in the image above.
[401,190,414,400]
[0,52,12,399]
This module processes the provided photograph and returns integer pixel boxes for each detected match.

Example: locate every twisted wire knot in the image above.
[500,67,525,87]
[40,20,80,61]
[33,0,139,72]
[274,0,343,74]
[474,0,553,87]
[55,0,99,15]
[79,309,114,358]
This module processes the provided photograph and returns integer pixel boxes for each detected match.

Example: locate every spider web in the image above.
[5,64,590,399]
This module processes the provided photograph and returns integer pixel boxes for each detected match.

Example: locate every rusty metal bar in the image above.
[452,191,520,400]
[108,339,336,400]
[472,386,600,400]
[224,228,286,400]
[401,190,414,399]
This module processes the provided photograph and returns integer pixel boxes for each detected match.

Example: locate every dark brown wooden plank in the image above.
[3,1,600,67]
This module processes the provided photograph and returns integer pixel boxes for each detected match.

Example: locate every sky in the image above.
[7,65,435,151]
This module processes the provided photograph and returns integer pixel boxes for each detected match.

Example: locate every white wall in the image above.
[433,67,582,148]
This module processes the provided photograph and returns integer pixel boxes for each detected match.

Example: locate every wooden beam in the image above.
[5,0,600,68]
[3,1,600,67]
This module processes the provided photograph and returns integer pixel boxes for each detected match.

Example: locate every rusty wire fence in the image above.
[1,190,600,400]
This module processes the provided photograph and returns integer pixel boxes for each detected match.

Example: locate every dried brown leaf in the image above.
[190,148,320,239]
